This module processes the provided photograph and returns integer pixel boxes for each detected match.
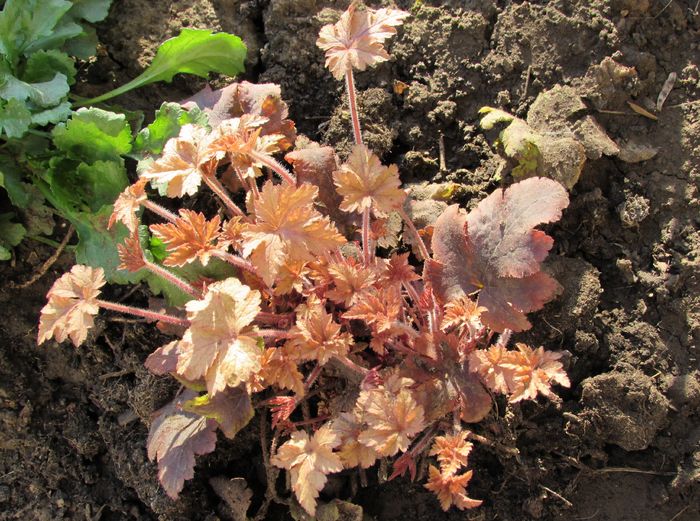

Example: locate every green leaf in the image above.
[0,0,73,63]
[73,206,132,282]
[479,106,516,130]
[0,70,70,108]
[134,102,208,156]
[30,101,71,126]
[68,0,112,23]
[19,184,55,236]
[0,212,26,259]
[75,160,129,211]
[63,25,98,59]
[52,107,132,162]
[0,98,31,138]
[149,236,168,262]
[0,154,30,207]
[23,49,76,84]
[80,29,246,106]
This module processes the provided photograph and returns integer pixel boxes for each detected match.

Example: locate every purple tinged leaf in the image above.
[182,384,254,440]
[145,340,182,375]
[427,178,569,332]
[147,390,217,499]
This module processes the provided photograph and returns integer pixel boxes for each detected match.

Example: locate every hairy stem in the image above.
[144,259,201,298]
[202,173,248,219]
[304,363,323,392]
[397,206,430,262]
[96,299,189,326]
[362,206,371,266]
[345,68,363,145]
[496,328,513,348]
[142,200,178,223]
[333,354,369,376]
[249,150,296,185]
[257,329,291,339]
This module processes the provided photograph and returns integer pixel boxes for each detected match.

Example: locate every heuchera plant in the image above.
[38,4,571,516]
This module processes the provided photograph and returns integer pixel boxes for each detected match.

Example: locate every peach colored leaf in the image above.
[147,390,217,499]
[504,343,570,402]
[241,181,346,286]
[331,412,378,469]
[325,258,379,307]
[357,376,425,456]
[150,209,222,267]
[181,384,254,439]
[317,4,410,80]
[426,178,569,332]
[429,431,473,476]
[205,115,283,179]
[271,424,343,516]
[182,81,296,148]
[333,144,406,217]
[141,124,211,198]
[177,278,262,395]
[382,252,420,287]
[468,344,518,395]
[117,230,146,272]
[38,265,105,347]
[109,179,147,232]
[219,216,245,252]
[441,296,485,334]
[258,346,305,396]
[288,300,353,365]
[425,465,482,511]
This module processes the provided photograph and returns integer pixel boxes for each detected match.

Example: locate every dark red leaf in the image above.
[147,390,217,499]
[426,178,568,332]
[268,396,297,429]
[453,371,492,423]
[389,451,417,481]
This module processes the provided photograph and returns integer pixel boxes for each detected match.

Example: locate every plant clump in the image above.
[38,3,571,517]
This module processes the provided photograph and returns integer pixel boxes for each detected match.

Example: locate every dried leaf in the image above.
[38,265,105,347]
[425,465,482,511]
[627,101,658,121]
[317,4,410,80]
[334,144,406,217]
[656,72,677,112]
[147,390,218,499]
[177,278,262,395]
[271,424,343,516]
[426,178,569,332]
[241,181,346,286]
[150,210,222,267]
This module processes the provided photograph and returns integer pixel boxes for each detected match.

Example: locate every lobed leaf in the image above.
[427,178,569,332]
[147,390,218,499]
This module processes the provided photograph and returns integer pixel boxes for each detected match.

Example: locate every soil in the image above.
[1,1,699,520]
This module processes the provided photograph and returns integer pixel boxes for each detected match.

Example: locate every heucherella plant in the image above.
[38,3,571,517]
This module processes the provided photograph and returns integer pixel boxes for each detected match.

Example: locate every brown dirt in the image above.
[1,1,699,520]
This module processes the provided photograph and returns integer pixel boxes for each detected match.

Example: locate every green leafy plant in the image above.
[37,3,573,517]
[0,0,246,266]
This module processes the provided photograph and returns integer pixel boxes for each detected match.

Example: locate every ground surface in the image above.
[1,1,699,520]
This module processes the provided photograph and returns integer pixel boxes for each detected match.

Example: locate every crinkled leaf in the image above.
[23,49,76,84]
[0,0,73,62]
[0,70,69,108]
[0,212,26,259]
[147,390,218,500]
[30,101,71,126]
[0,155,30,207]
[427,178,569,332]
[52,107,133,163]
[182,384,253,439]
[83,29,246,106]
[0,98,31,138]
[183,81,296,147]
[68,0,112,23]
[134,102,209,156]
[316,4,410,80]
